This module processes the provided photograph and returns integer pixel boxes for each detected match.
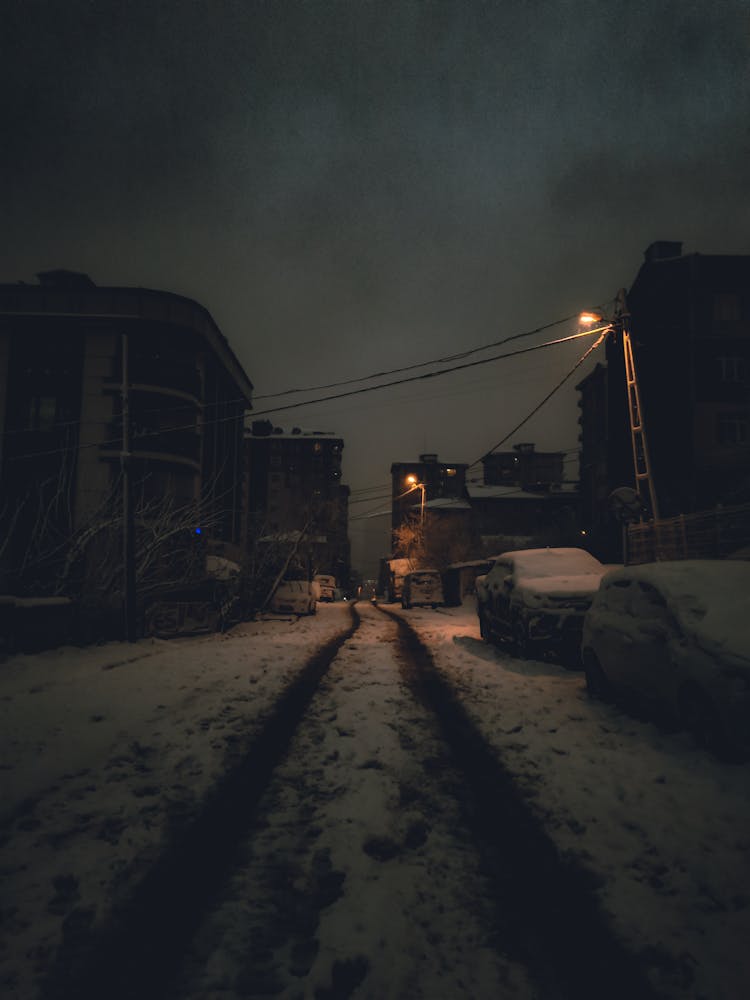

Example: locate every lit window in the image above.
[445,468,457,476]
[717,412,749,445]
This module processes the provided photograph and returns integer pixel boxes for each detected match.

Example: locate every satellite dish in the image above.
[608,486,645,523]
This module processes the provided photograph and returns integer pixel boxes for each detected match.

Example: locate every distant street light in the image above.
[405,474,426,528]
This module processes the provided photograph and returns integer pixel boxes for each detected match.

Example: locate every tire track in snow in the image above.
[381,604,661,1000]
[39,605,360,1000]
[168,600,535,999]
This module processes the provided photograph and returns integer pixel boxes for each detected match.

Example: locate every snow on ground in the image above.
[401,601,750,1000]
[2,598,750,999]
[0,606,350,999]
[173,602,535,999]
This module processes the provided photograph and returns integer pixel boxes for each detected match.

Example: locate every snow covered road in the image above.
[2,600,749,999]
[170,601,538,999]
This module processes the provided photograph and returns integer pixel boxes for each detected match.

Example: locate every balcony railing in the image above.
[124,359,202,400]
[103,422,201,465]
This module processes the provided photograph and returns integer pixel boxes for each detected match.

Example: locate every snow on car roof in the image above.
[600,559,750,663]
[502,547,604,580]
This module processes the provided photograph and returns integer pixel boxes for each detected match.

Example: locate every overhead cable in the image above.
[253,312,588,400]
[468,329,609,469]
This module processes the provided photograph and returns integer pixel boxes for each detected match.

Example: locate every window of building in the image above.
[717,412,749,445]
[445,468,457,476]
[717,356,746,382]
[28,395,57,432]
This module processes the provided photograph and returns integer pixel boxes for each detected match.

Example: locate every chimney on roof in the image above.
[644,241,682,263]
[419,453,438,463]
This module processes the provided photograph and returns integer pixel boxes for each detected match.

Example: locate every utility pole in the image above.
[615,289,660,521]
[121,332,137,642]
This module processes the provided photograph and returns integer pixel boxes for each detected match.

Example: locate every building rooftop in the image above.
[0,272,254,404]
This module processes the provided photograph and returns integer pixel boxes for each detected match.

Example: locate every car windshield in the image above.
[511,548,603,582]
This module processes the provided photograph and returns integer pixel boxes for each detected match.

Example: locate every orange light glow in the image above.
[579,311,604,326]
[406,474,417,485]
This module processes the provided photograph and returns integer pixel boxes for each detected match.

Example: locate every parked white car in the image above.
[476,547,606,665]
[581,559,750,759]
[269,580,317,616]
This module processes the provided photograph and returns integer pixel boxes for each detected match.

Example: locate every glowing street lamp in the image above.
[579,295,660,522]
[579,311,604,326]
[405,474,426,527]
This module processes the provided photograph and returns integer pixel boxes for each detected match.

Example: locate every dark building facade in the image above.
[468,442,580,552]
[244,421,351,586]
[0,271,253,594]
[466,484,582,552]
[482,443,565,490]
[577,242,750,558]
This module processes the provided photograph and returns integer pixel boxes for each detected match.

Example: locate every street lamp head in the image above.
[579,311,604,326]
[406,474,418,486]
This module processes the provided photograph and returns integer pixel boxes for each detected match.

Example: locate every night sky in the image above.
[3,1,749,575]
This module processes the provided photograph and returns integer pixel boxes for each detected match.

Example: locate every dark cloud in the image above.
[3,0,749,571]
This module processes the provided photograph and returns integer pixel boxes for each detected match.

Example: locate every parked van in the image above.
[314,574,337,602]
[401,569,445,609]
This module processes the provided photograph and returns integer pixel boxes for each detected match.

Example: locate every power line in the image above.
[250,328,603,420]
[1,309,599,438]
[349,492,392,505]
[468,329,608,469]
[6,326,603,464]
[254,312,588,400]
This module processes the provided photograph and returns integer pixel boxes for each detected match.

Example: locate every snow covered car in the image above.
[581,560,750,759]
[401,569,445,609]
[313,574,337,602]
[269,580,317,615]
[476,547,606,664]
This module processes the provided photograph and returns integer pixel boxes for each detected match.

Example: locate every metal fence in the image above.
[626,502,750,564]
